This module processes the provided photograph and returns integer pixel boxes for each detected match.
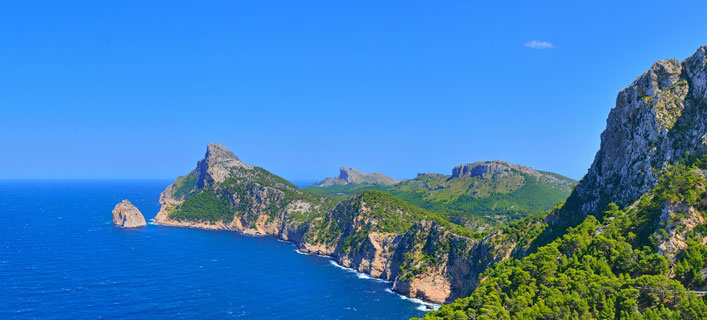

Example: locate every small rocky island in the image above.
[112,199,146,228]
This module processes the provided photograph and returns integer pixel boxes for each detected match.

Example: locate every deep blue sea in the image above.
[0,180,429,319]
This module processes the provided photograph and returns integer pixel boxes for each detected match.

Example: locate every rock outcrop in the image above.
[452,160,575,189]
[312,166,400,187]
[112,199,146,228]
[566,46,707,217]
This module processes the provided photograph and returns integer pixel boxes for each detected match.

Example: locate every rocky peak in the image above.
[312,167,400,187]
[197,143,252,187]
[450,160,574,189]
[112,199,146,228]
[205,143,241,163]
[452,160,535,179]
[338,166,356,181]
[568,45,707,216]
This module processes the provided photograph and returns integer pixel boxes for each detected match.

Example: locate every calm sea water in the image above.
[0,180,428,319]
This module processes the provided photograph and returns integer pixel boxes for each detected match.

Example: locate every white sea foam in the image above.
[294,248,330,258]
[384,288,440,311]
[328,261,393,284]
[148,219,157,225]
[329,260,355,272]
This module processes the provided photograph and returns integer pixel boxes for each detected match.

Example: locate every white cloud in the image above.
[524,40,554,49]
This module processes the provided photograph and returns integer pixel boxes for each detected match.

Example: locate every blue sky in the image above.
[1,1,706,181]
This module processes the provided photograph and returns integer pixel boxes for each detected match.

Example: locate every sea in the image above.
[0,180,433,319]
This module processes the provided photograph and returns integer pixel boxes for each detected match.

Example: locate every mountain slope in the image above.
[424,45,707,320]
[307,160,576,230]
[155,143,333,237]
[426,162,707,319]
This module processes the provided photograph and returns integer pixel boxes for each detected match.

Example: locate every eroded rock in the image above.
[112,199,146,228]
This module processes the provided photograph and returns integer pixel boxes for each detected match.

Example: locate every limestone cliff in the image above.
[296,191,512,303]
[563,46,707,217]
[452,160,575,190]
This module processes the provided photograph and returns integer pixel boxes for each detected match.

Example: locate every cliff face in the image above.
[567,46,707,217]
[112,199,146,228]
[296,192,511,303]
[155,144,517,304]
[452,160,574,190]
[312,166,400,187]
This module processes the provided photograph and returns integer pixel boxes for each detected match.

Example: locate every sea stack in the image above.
[112,199,146,228]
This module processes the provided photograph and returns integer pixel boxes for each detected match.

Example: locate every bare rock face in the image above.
[112,199,146,228]
[569,46,707,216]
[655,201,705,262]
[452,160,533,179]
[451,160,575,189]
[196,143,252,187]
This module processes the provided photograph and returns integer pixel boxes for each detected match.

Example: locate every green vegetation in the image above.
[170,171,199,200]
[169,189,234,223]
[169,165,335,224]
[309,190,482,251]
[357,191,482,238]
[304,183,388,198]
[423,160,707,320]
[307,171,574,231]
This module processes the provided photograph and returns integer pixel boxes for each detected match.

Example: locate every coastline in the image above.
[152,217,442,309]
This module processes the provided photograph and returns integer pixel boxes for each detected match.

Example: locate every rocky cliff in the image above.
[112,199,146,228]
[563,45,707,218]
[312,166,400,187]
[452,160,575,190]
[155,144,523,304]
[296,191,515,303]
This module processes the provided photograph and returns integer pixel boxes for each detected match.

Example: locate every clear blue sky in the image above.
[1,1,706,180]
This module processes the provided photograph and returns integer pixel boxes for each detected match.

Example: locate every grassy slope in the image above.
[306,172,575,229]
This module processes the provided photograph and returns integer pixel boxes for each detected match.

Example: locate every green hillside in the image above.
[423,160,707,319]
[306,162,576,231]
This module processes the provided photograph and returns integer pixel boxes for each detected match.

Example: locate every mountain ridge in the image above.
[312,166,400,187]
[307,160,576,231]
